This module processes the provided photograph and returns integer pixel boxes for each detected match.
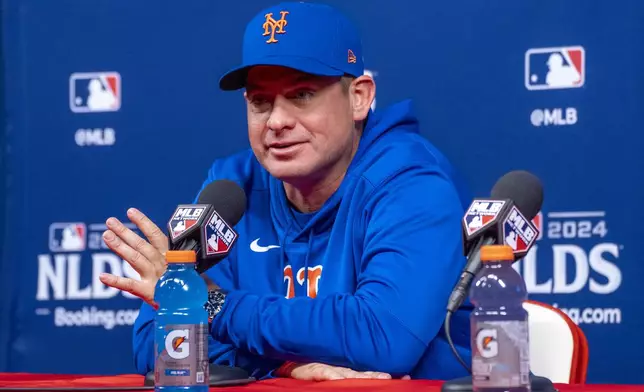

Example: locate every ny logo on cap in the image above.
[262,11,289,44]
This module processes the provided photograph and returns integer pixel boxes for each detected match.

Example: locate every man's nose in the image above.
[266,95,296,133]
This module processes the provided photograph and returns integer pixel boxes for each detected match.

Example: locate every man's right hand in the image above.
[98,208,168,309]
[281,362,412,381]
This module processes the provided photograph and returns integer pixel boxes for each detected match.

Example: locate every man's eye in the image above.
[248,96,273,112]
[291,90,314,101]
[250,96,269,105]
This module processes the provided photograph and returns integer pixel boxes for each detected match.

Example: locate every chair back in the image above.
[523,300,588,384]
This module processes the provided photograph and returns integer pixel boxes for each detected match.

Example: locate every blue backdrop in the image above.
[1,0,643,385]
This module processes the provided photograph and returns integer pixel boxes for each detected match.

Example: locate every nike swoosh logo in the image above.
[250,238,280,253]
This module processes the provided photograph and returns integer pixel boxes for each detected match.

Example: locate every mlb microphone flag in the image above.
[502,206,539,258]
[200,209,238,258]
[463,199,539,259]
[463,200,507,239]
[167,204,212,244]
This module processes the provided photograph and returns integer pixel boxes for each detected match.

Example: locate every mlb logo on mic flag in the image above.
[463,200,506,237]
[525,46,585,90]
[49,223,87,252]
[202,210,238,257]
[502,206,538,258]
[167,205,209,242]
[69,72,121,113]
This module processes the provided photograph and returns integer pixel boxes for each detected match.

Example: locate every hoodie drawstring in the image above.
[279,220,316,299]
[303,229,315,298]
[280,220,294,297]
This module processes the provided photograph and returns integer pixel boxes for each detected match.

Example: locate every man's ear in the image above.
[350,75,376,122]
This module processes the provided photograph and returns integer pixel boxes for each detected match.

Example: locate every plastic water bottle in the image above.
[470,245,530,392]
[154,250,209,392]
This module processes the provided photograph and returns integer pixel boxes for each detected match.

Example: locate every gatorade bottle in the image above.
[154,250,209,392]
[470,245,530,392]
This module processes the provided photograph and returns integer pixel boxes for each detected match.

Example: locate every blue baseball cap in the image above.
[218,2,364,91]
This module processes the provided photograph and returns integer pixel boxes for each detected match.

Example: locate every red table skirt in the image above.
[1,373,643,391]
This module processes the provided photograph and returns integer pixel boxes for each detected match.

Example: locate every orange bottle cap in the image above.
[480,245,514,262]
[165,250,196,263]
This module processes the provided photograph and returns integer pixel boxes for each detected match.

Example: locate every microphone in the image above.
[166,179,247,274]
[441,171,553,392]
[446,170,543,314]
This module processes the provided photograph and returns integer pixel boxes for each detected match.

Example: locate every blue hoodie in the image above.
[132,99,473,380]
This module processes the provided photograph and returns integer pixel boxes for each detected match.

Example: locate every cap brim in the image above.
[218,56,346,91]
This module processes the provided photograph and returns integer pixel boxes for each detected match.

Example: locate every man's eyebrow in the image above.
[246,74,329,92]
[292,74,319,84]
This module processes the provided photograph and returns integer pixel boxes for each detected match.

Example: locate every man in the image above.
[99,1,473,382]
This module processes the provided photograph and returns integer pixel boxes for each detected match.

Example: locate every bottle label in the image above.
[471,320,530,388]
[155,323,209,386]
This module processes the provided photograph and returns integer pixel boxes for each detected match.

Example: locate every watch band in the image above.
[204,289,227,324]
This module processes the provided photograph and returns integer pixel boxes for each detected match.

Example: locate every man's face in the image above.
[244,66,358,185]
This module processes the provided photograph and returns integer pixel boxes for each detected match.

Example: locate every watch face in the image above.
[204,290,226,322]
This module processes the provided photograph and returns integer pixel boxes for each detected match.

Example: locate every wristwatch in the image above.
[204,289,227,324]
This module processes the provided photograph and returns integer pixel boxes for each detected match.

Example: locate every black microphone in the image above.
[166,179,247,274]
[446,170,543,314]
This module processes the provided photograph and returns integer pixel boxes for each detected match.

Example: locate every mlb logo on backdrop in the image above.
[525,46,585,90]
[49,223,87,252]
[69,72,121,113]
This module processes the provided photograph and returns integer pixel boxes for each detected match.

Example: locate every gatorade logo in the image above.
[165,329,190,360]
[476,328,498,358]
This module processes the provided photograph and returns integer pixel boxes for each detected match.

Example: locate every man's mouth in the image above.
[268,141,303,149]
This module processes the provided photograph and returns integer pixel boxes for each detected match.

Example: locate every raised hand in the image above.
[99,208,168,308]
